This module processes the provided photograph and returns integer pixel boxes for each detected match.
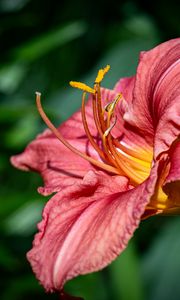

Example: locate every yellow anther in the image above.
[95,65,110,84]
[69,81,95,94]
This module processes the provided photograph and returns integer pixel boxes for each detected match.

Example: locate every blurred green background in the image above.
[0,0,179,299]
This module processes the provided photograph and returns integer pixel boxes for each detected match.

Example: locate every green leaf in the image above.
[0,0,30,12]
[0,21,87,93]
[0,244,19,270]
[4,113,39,148]
[109,241,144,300]
[4,200,44,236]
[0,103,34,121]
[0,63,27,93]
[1,275,42,300]
[13,21,87,62]
[65,272,108,300]
[142,217,180,300]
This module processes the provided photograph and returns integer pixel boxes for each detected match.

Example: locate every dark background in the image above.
[0,0,180,299]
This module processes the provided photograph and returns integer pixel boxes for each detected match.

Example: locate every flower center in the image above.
[36,65,153,186]
[36,65,178,215]
[70,65,152,186]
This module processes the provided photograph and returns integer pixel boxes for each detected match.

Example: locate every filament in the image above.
[35,92,120,175]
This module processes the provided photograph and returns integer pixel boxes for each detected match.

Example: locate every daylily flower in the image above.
[11,38,180,293]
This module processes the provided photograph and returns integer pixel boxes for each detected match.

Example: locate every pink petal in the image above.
[163,141,180,207]
[11,137,100,196]
[27,165,158,292]
[165,141,180,184]
[123,38,180,156]
[106,79,151,153]
[113,76,152,152]
[114,76,135,105]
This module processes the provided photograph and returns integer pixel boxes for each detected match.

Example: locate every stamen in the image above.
[35,92,120,175]
[81,92,107,161]
[113,139,152,163]
[105,94,122,128]
[69,81,95,94]
[92,93,104,137]
[105,94,122,114]
[38,64,153,187]
[108,137,146,185]
[95,65,110,84]
[102,117,120,168]
[103,117,117,142]
[94,83,106,132]
[115,148,150,172]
